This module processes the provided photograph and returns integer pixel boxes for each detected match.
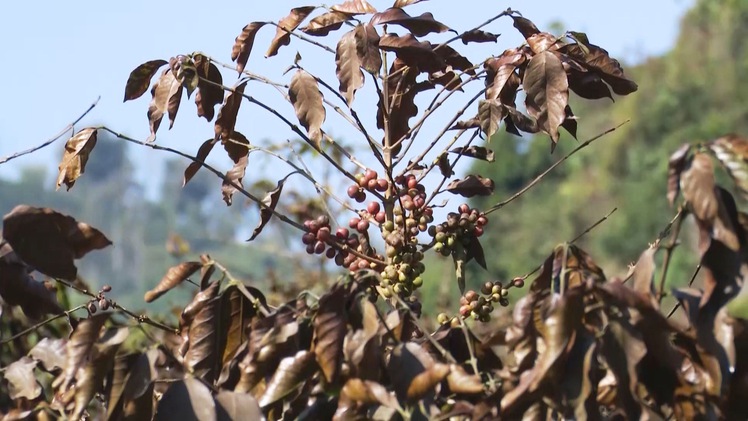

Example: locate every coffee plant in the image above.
[4,1,748,419]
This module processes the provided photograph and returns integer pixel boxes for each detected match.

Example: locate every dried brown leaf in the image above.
[461,29,500,44]
[313,284,347,383]
[378,33,444,73]
[336,28,365,104]
[371,8,449,37]
[2,205,112,280]
[56,127,98,191]
[354,24,382,74]
[387,342,441,402]
[376,58,420,154]
[511,15,540,39]
[484,48,525,102]
[504,105,539,134]
[446,174,494,197]
[0,242,64,319]
[55,313,108,393]
[29,338,67,372]
[5,357,41,400]
[184,139,217,186]
[523,50,569,144]
[393,0,426,7]
[302,11,350,36]
[170,55,199,98]
[183,282,221,384]
[231,22,266,73]
[146,68,182,142]
[478,99,505,139]
[193,54,224,122]
[446,364,484,394]
[289,69,326,148]
[123,59,168,102]
[709,135,748,201]
[681,152,718,223]
[144,261,202,303]
[567,68,613,101]
[667,145,691,206]
[219,285,257,366]
[449,146,494,162]
[332,0,376,14]
[215,390,262,421]
[248,177,286,241]
[266,6,316,58]
[561,43,638,95]
[221,132,250,205]
[258,350,317,408]
[155,377,216,421]
[214,80,247,143]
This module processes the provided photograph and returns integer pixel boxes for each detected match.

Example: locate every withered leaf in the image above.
[184,282,221,384]
[215,391,262,421]
[5,357,41,400]
[527,32,560,54]
[523,50,569,144]
[435,152,453,177]
[231,22,266,73]
[484,48,525,102]
[446,175,494,197]
[478,99,505,139]
[331,0,376,14]
[504,105,539,134]
[193,54,224,122]
[341,378,400,408]
[123,59,168,102]
[567,68,613,101]
[467,235,487,270]
[681,152,718,223]
[258,350,317,408]
[301,11,350,36]
[446,364,484,394]
[0,243,63,319]
[266,6,316,58]
[222,132,250,206]
[378,33,444,73]
[631,248,656,297]
[561,43,638,95]
[387,342,441,402]
[433,44,474,75]
[219,285,256,366]
[667,144,691,206]
[214,80,247,142]
[355,24,382,74]
[336,28,365,104]
[144,261,202,303]
[449,118,479,130]
[313,284,347,383]
[147,68,182,142]
[29,338,67,372]
[248,176,286,241]
[461,29,500,44]
[371,8,450,37]
[511,15,540,39]
[289,69,326,148]
[55,313,108,393]
[170,55,199,98]
[450,146,494,162]
[709,135,748,201]
[376,58,420,154]
[184,139,217,186]
[56,127,98,191]
[393,0,426,7]
[3,205,112,280]
[155,377,216,421]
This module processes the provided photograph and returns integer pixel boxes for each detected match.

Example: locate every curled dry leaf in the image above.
[5,357,41,400]
[504,105,539,134]
[193,54,224,122]
[446,364,484,394]
[214,80,248,143]
[461,29,500,44]
[446,175,495,197]
[561,43,638,95]
[144,261,202,303]
[0,240,64,319]
[478,99,505,139]
[511,15,540,39]
[123,59,168,102]
[709,135,748,200]
[54,313,108,393]
[484,48,525,102]
[170,55,199,98]
[266,6,316,58]
[336,28,365,104]
[302,11,350,37]
[371,8,450,37]
[332,0,376,14]
[523,50,569,144]
[184,281,221,384]
[56,127,98,191]
[567,68,613,101]
[221,132,250,206]
[2,205,112,280]
[29,338,67,372]
[680,152,718,223]
[376,58,420,154]
[248,176,286,241]
[289,70,326,148]
[313,284,347,383]
[231,22,266,73]
[355,24,382,74]
[450,146,494,162]
[449,118,480,130]
[378,33,444,73]
[258,350,317,408]
[184,139,217,186]
[147,68,183,142]
[393,0,427,7]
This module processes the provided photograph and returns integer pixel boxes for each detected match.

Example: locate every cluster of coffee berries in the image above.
[379,242,426,298]
[392,174,434,238]
[429,204,488,257]
[457,278,525,322]
[87,284,112,314]
[347,168,388,203]
[301,215,384,273]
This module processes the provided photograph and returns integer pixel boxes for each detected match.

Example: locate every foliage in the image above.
[2,0,748,420]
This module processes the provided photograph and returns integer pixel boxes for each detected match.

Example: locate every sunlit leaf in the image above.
[231,22,266,73]
[145,261,202,303]
[146,68,182,142]
[55,128,98,191]
[2,205,112,280]
[248,176,286,241]
[219,284,257,366]
[258,350,317,408]
[709,135,748,201]
[446,175,494,197]
[484,48,525,102]
[289,69,326,148]
[523,50,569,144]
[184,282,221,384]
[214,80,248,143]
[215,390,262,421]
[29,338,67,372]
[446,363,483,394]
[193,54,224,122]
[478,99,504,139]
[336,28,365,104]
[393,0,427,7]
[354,24,382,74]
[313,283,347,383]
[221,132,250,205]
[266,6,316,58]
[371,8,450,37]
[332,0,376,14]
[123,59,168,102]
[301,11,350,36]
[680,152,718,223]
[5,357,41,400]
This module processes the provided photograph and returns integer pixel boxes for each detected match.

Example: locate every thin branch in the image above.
[657,207,686,303]
[0,97,100,165]
[486,120,630,215]
[666,264,701,318]
[267,21,336,54]
[0,304,86,345]
[423,130,480,207]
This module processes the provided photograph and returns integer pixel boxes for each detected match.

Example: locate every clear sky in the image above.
[0,0,693,198]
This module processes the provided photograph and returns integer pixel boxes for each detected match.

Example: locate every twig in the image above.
[211,260,272,317]
[657,208,686,303]
[458,317,480,376]
[55,278,179,334]
[486,120,630,215]
[666,264,701,318]
[391,295,456,364]
[0,304,86,345]
[0,97,100,165]
[423,130,480,207]
[267,21,335,54]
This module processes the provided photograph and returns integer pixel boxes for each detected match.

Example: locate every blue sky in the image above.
[0,0,693,199]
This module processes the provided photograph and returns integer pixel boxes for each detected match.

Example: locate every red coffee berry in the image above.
[367,201,381,214]
[459,203,470,214]
[356,219,370,232]
[354,191,367,203]
[375,211,386,224]
[407,177,418,189]
[365,168,378,181]
[349,217,361,229]
[376,178,388,191]
[302,232,316,245]
[317,227,331,242]
[306,244,315,254]
[474,226,484,237]
[347,185,360,198]
[325,248,336,259]
[336,227,349,239]
[367,179,378,191]
[314,241,326,254]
